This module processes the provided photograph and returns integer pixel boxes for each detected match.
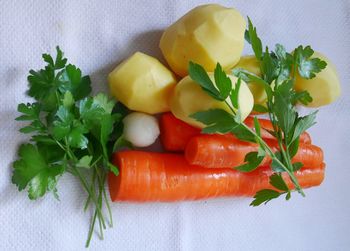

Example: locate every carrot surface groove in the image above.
[108,151,325,202]
[185,134,323,168]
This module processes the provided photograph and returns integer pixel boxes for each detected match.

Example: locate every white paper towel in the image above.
[1,1,350,250]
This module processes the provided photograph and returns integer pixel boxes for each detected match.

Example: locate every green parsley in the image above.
[12,47,127,247]
[188,17,327,206]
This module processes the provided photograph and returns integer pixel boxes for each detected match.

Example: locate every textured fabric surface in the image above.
[1,1,349,250]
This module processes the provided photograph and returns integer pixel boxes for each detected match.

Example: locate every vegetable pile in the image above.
[12,3,341,247]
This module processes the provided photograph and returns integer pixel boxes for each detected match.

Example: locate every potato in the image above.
[234,55,267,106]
[108,52,177,114]
[160,4,246,77]
[295,52,341,107]
[170,74,253,128]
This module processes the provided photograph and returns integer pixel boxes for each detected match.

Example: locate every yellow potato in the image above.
[234,55,267,106]
[160,4,246,77]
[295,52,341,107]
[170,74,254,128]
[108,52,177,114]
[234,55,260,75]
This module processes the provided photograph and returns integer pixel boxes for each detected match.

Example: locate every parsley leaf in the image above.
[27,46,91,112]
[295,45,327,79]
[235,151,265,172]
[93,93,115,114]
[292,162,303,171]
[269,173,289,192]
[79,97,105,122]
[16,103,41,121]
[230,77,241,110]
[274,44,294,84]
[288,137,300,159]
[262,47,278,83]
[42,46,67,70]
[52,106,73,139]
[245,17,263,60]
[214,63,232,99]
[112,136,133,152]
[231,124,256,142]
[188,61,221,100]
[76,155,93,169]
[191,109,236,134]
[16,103,45,133]
[12,144,64,199]
[271,80,296,136]
[250,189,281,206]
[271,152,285,172]
[290,111,317,144]
[67,121,89,149]
[292,91,313,105]
[58,64,92,100]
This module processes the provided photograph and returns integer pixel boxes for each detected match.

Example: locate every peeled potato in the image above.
[234,55,267,106]
[295,52,341,107]
[160,4,246,77]
[234,55,260,75]
[108,52,177,114]
[170,74,254,128]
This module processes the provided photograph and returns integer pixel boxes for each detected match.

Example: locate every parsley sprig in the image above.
[12,47,126,246]
[189,17,326,206]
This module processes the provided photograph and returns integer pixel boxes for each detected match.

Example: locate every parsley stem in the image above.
[84,169,97,211]
[241,122,304,196]
[91,156,103,167]
[97,185,104,239]
[103,179,113,227]
[223,100,304,196]
[83,156,103,211]
[85,208,98,247]
[70,165,105,225]
[53,138,66,152]
[94,165,107,229]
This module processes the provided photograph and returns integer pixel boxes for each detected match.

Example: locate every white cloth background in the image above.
[1,0,349,250]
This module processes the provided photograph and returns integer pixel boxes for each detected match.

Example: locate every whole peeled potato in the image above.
[108,52,177,114]
[170,74,254,128]
[295,52,341,107]
[160,4,246,77]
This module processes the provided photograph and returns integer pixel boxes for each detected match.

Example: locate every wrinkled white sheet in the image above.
[1,1,349,250]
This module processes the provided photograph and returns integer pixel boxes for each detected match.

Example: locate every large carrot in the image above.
[108,151,325,202]
[160,113,311,151]
[185,135,323,168]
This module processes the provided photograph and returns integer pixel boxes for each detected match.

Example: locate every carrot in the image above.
[108,151,325,202]
[160,113,311,151]
[160,112,200,151]
[244,117,311,144]
[185,134,323,168]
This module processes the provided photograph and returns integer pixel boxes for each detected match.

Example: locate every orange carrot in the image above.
[160,112,200,151]
[159,113,311,151]
[185,135,323,168]
[108,151,325,202]
[243,117,311,144]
